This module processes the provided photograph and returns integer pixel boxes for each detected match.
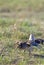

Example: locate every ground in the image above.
[0,0,44,65]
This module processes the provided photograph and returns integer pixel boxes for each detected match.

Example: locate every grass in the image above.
[0,0,44,65]
[0,18,44,65]
[0,0,44,12]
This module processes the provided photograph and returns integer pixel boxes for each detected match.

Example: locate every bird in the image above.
[35,39,44,45]
[29,34,44,46]
[18,34,44,49]
[18,41,30,49]
[17,34,44,56]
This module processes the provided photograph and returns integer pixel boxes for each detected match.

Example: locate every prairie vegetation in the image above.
[0,0,44,65]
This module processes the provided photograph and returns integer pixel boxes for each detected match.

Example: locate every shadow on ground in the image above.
[34,54,44,58]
